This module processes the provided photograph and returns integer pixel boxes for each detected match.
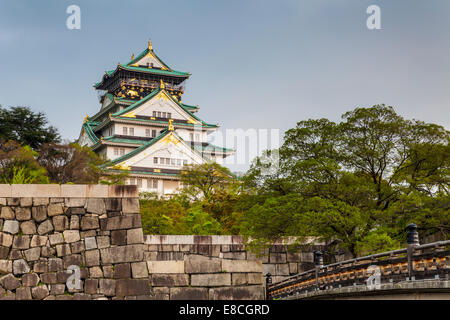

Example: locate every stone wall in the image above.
[143,235,327,299]
[0,184,326,300]
[0,184,149,300]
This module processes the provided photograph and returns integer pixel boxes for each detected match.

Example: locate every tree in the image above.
[240,105,449,256]
[178,162,239,201]
[37,143,105,184]
[0,140,49,184]
[0,106,60,149]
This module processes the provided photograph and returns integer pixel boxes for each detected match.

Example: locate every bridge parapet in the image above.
[267,229,450,300]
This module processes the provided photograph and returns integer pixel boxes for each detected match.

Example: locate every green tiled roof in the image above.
[82,121,100,144]
[193,143,234,153]
[124,47,172,71]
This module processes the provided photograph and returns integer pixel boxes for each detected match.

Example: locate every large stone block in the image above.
[80,216,100,230]
[184,255,222,274]
[24,247,41,261]
[47,203,64,217]
[20,220,36,235]
[63,230,80,243]
[191,273,231,287]
[100,244,144,264]
[0,246,8,259]
[85,250,100,267]
[0,232,13,247]
[116,279,150,297]
[232,273,248,286]
[84,237,97,250]
[32,206,47,222]
[96,236,110,249]
[122,198,140,214]
[33,198,49,206]
[22,273,40,287]
[127,228,144,244]
[100,215,141,231]
[248,273,263,285]
[20,197,33,207]
[99,279,116,296]
[0,274,20,290]
[61,185,87,198]
[262,263,290,276]
[48,258,63,272]
[12,235,30,250]
[53,216,69,231]
[269,252,287,264]
[105,198,122,211]
[85,279,98,294]
[222,260,262,273]
[131,262,148,279]
[70,215,80,230]
[65,197,86,208]
[37,220,54,235]
[86,198,105,214]
[0,207,14,220]
[56,243,71,257]
[2,220,19,235]
[169,287,208,300]
[15,207,31,221]
[49,233,64,246]
[147,261,184,274]
[108,185,138,198]
[32,285,49,300]
[15,287,32,300]
[63,254,82,269]
[151,274,189,287]
[111,230,127,245]
[0,259,12,274]
[0,185,11,198]
[209,285,264,300]
[13,259,30,275]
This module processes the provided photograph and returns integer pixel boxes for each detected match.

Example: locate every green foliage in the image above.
[181,205,223,235]
[355,230,401,256]
[0,106,60,149]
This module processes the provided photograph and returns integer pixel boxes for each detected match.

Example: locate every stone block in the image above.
[100,244,143,264]
[85,279,98,294]
[131,262,148,278]
[49,284,65,295]
[80,216,100,230]
[105,198,122,211]
[170,287,208,300]
[262,263,290,276]
[37,220,54,235]
[222,260,262,273]
[116,279,151,297]
[191,273,231,287]
[127,228,144,244]
[47,203,64,217]
[12,235,30,249]
[86,185,109,198]
[0,207,14,219]
[103,265,114,278]
[289,262,298,274]
[33,260,48,273]
[20,220,36,235]
[9,249,22,259]
[151,274,189,287]
[67,207,86,215]
[16,287,32,300]
[80,230,96,239]
[232,273,248,286]
[122,198,140,214]
[30,235,47,247]
[33,198,49,206]
[86,198,106,214]
[13,259,30,274]
[98,279,116,296]
[0,259,12,274]
[71,241,85,254]
[96,236,110,249]
[209,285,264,300]
[0,232,13,247]
[0,185,11,198]
[84,237,97,250]
[2,220,19,235]
[56,243,71,257]
[184,255,222,274]
[0,274,20,290]
[222,251,246,260]
[49,233,64,245]
[63,254,82,269]
[31,285,49,300]
[89,266,103,278]
[100,215,141,231]
[111,230,127,245]
[85,250,100,267]
[113,263,131,279]
[65,197,86,208]
[287,252,301,262]
[61,185,87,198]
[108,185,138,198]
[0,247,8,259]
[70,215,80,229]
[147,261,184,274]
[22,273,40,287]
[156,251,184,261]
[248,273,263,285]
[32,206,47,222]
[300,252,314,263]
[24,247,41,261]
[41,245,56,257]
[15,207,31,221]
[20,197,33,207]
[53,216,69,231]
[48,258,63,272]
[63,230,80,243]
[7,198,20,206]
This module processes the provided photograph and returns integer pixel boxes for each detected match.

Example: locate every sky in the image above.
[0,0,449,172]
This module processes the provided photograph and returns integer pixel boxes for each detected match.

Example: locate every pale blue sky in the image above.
[0,1,449,171]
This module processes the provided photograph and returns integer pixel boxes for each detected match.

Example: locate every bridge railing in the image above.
[266,224,450,300]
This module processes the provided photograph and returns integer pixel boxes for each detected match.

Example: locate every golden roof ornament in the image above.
[160,79,165,89]
[168,119,174,131]
[131,53,135,60]
[83,115,89,124]
[148,39,153,51]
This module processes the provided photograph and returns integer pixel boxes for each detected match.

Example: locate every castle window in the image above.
[119,148,125,156]
[153,111,156,117]
[162,112,166,118]
[177,159,181,166]
[157,112,161,117]
[114,148,118,156]
[152,130,156,137]
[137,178,143,188]
[129,127,134,136]
[123,127,128,135]
[168,112,171,118]
[129,178,136,185]
[154,157,158,164]
[146,129,150,137]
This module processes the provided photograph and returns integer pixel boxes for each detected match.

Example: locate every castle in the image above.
[78,40,233,196]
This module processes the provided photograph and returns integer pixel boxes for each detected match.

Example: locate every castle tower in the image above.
[78,40,234,196]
